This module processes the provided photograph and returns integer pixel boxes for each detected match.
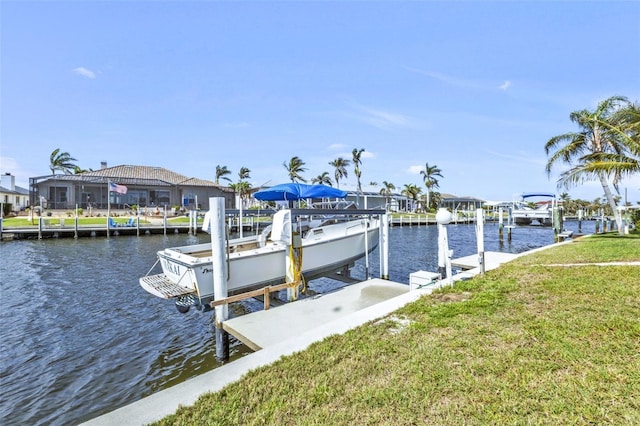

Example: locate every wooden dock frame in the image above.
[210,280,302,311]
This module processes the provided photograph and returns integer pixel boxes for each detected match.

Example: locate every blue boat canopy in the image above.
[253,183,347,201]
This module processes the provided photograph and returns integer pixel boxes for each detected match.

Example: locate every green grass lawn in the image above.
[153,233,640,425]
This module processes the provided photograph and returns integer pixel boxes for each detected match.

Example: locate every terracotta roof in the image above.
[75,165,233,192]
[83,165,191,183]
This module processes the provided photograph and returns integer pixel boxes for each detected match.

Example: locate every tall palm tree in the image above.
[283,156,307,183]
[352,148,365,197]
[49,149,77,209]
[329,157,350,189]
[379,181,395,210]
[420,163,443,212]
[311,172,333,186]
[545,96,633,233]
[215,165,232,184]
[49,149,77,175]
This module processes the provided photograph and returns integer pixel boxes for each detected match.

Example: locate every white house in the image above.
[1,173,30,214]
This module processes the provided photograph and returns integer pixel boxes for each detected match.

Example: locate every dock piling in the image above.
[379,214,389,280]
[209,197,229,362]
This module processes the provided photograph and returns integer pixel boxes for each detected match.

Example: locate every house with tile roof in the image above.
[29,163,235,211]
[1,173,30,214]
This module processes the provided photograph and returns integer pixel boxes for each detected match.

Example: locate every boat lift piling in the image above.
[209,197,229,362]
[476,208,485,276]
[498,208,504,241]
[379,214,390,280]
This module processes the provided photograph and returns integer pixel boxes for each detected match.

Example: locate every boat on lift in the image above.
[139,184,382,313]
[510,193,557,226]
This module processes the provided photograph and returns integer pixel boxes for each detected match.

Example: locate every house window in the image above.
[149,190,170,206]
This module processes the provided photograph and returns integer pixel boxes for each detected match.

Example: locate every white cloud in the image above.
[73,67,97,79]
[223,121,250,128]
[407,165,423,175]
[406,66,513,93]
[499,80,512,90]
[328,144,348,151]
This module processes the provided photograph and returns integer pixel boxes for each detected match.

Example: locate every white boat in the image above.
[139,184,381,313]
[511,193,556,226]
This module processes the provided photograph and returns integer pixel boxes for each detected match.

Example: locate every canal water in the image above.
[0,220,595,425]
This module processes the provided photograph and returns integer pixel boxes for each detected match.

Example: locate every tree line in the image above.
[47,94,638,220]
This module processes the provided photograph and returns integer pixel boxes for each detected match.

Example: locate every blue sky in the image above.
[2,1,639,203]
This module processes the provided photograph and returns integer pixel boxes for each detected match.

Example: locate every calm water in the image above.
[0,220,595,425]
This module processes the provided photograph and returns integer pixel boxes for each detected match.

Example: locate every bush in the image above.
[631,209,640,229]
[2,203,12,216]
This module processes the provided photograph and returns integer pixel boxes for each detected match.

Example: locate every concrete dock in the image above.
[83,278,429,425]
[451,251,518,270]
[224,279,410,351]
[84,247,539,425]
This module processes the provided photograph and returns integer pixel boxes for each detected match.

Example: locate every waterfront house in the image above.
[29,163,235,212]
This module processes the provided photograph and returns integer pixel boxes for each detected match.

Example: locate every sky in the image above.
[2,0,639,204]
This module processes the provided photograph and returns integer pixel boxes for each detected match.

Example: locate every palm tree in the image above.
[49,149,77,209]
[229,181,252,208]
[545,96,634,233]
[401,183,422,212]
[311,172,333,186]
[420,163,443,212]
[352,148,365,198]
[283,156,307,182]
[215,165,232,184]
[49,149,77,175]
[379,181,395,210]
[329,157,350,189]
[238,166,251,181]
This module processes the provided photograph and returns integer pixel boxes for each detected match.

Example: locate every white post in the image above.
[476,208,485,276]
[74,203,78,239]
[239,195,243,239]
[438,222,446,278]
[209,197,229,361]
[498,207,503,241]
[436,208,453,280]
[363,217,370,279]
[379,214,389,280]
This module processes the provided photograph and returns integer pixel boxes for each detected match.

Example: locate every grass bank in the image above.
[154,233,640,425]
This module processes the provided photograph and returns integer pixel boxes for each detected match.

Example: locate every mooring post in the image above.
[476,208,485,276]
[436,208,452,279]
[498,207,504,241]
[209,197,229,362]
[74,204,79,239]
[163,209,167,235]
[379,214,390,280]
[578,209,583,234]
